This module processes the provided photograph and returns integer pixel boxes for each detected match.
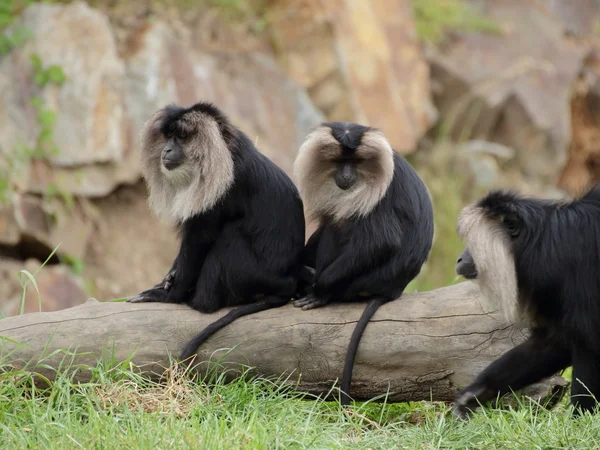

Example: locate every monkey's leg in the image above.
[452,329,571,419]
[570,346,600,415]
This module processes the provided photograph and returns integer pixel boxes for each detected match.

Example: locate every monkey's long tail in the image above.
[340,296,390,406]
[179,296,289,363]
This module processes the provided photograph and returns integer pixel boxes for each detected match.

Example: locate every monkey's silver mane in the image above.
[293,126,395,223]
[139,108,235,222]
[457,205,524,325]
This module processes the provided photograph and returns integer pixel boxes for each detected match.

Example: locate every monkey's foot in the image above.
[126,287,169,303]
[451,385,489,420]
[451,402,473,420]
[293,294,329,311]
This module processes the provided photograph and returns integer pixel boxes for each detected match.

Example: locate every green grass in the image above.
[413,0,502,45]
[0,359,597,450]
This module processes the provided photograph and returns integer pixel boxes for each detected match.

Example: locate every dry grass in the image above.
[94,363,207,417]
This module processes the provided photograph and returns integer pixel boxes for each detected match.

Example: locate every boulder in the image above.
[0,193,94,262]
[557,50,600,195]
[16,1,125,167]
[268,0,436,154]
[82,183,178,301]
[426,0,597,183]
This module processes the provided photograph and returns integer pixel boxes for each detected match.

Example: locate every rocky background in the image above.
[0,0,599,316]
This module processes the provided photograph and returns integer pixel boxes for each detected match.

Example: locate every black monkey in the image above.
[127,102,306,362]
[453,186,600,418]
[292,122,434,405]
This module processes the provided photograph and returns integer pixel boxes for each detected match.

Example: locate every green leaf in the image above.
[38,109,56,127]
[46,65,66,84]
[29,96,43,108]
[37,129,53,145]
[34,71,49,86]
[29,53,43,70]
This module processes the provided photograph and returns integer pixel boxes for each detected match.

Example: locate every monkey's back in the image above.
[509,185,600,348]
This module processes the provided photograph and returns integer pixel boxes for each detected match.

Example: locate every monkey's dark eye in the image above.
[506,224,520,238]
[500,214,521,238]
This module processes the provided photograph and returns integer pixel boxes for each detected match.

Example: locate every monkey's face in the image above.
[456,212,522,280]
[294,124,395,222]
[334,158,358,190]
[161,136,186,171]
[139,103,235,221]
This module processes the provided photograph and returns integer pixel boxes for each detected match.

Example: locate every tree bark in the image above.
[0,281,567,403]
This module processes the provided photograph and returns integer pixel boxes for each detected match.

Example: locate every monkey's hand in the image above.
[451,384,489,420]
[294,265,316,299]
[163,269,176,290]
[293,293,330,311]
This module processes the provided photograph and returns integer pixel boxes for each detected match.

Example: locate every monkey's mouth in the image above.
[162,158,182,171]
[460,270,478,280]
[335,180,354,190]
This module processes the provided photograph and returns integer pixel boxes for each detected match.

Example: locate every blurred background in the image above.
[0,0,598,316]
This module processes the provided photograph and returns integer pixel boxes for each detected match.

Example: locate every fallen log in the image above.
[0,281,567,404]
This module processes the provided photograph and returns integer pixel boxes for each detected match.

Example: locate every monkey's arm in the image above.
[452,328,571,418]
[293,226,324,298]
[301,225,325,268]
[128,213,223,304]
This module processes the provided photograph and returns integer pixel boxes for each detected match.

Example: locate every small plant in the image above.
[0,0,33,55]
[17,243,60,314]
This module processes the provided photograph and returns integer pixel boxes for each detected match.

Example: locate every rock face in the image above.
[269,0,436,154]
[426,0,599,184]
[2,0,597,314]
[0,1,326,311]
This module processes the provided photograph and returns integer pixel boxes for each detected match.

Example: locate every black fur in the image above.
[296,122,435,405]
[453,185,600,418]
[130,102,306,363]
